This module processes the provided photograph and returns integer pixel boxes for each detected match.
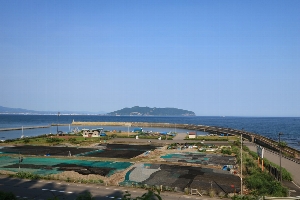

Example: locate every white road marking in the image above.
[59,191,65,193]
[42,189,48,191]
[67,192,73,194]
[50,190,56,191]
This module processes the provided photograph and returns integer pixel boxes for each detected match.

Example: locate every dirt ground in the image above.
[0,143,241,195]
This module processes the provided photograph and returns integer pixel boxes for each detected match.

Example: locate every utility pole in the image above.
[279,132,283,183]
[125,123,131,137]
[175,123,176,133]
[240,133,243,195]
[57,112,60,134]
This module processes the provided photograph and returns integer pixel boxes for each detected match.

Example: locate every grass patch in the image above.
[185,135,238,141]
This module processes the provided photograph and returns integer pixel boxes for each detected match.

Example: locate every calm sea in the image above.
[0,115,299,150]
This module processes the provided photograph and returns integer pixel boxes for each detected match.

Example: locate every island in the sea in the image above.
[106,106,196,116]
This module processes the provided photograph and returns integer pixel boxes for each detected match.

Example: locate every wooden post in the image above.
[262,159,264,171]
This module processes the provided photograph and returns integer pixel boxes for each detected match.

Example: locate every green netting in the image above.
[160,154,175,159]
[161,153,186,159]
[0,156,132,176]
[144,163,151,167]
[0,156,19,167]
[161,153,236,166]
[75,149,104,156]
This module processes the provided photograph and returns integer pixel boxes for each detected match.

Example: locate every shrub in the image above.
[221,148,232,155]
[14,171,41,180]
[76,191,94,200]
[23,138,30,143]
[244,171,288,196]
[0,190,17,200]
[231,195,257,200]
[68,138,77,143]
[46,138,63,143]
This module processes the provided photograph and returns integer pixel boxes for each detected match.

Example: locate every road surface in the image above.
[0,175,222,200]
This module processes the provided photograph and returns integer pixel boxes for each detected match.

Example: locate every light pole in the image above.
[125,123,131,137]
[278,132,283,183]
[57,112,60,134]
[240,133,243,195]
[175,123,176,133]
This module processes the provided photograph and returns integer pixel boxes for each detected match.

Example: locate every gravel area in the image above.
[129,163,160,182]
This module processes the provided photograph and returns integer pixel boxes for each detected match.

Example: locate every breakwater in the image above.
[0,125,50,132]
[71,121,300,160]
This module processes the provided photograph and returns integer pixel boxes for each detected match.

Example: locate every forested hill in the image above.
[107,106,196,116]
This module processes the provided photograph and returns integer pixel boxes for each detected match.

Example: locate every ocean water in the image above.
[0,115,299,150]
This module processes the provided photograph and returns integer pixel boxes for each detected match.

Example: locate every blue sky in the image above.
[0,0,299,116]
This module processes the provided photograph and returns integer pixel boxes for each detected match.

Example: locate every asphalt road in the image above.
[0,176,221,200]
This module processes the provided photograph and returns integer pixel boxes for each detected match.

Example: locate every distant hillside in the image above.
[0,106,103,115]
[107,106,195,116]
[0,106,39,114]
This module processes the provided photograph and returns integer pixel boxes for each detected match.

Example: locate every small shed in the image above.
[188,132,197,139]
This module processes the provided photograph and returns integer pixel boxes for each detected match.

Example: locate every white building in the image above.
[82,128,104,138]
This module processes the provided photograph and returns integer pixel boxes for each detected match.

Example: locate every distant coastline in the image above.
[106,106,195,116]
[0,105,196,116]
